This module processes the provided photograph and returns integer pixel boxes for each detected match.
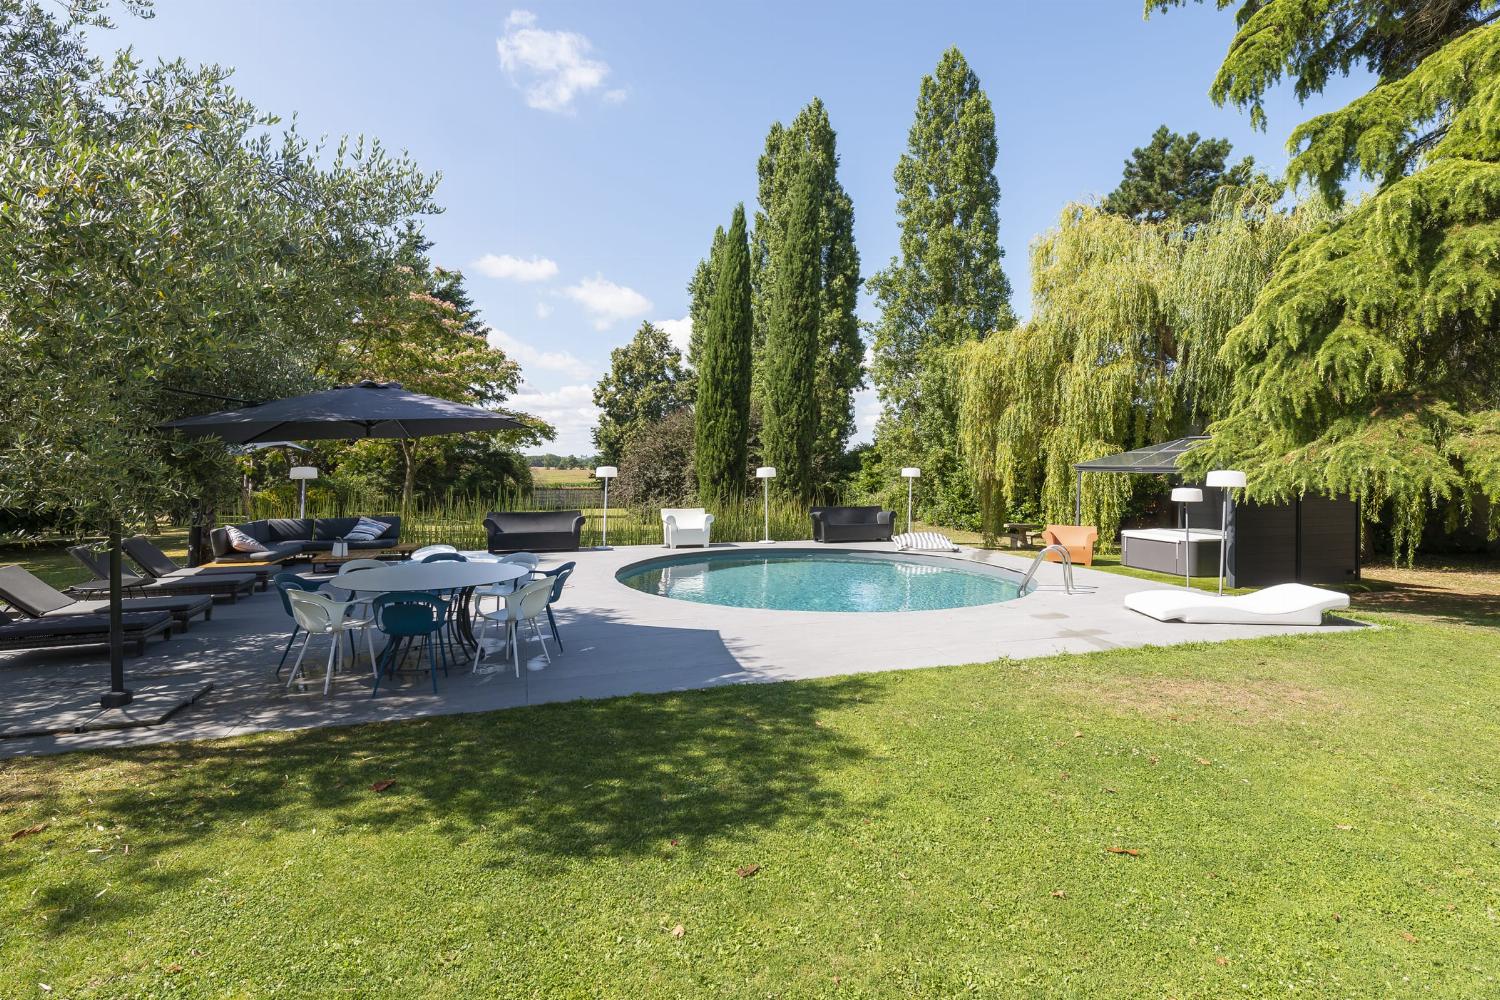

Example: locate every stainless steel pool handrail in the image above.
[1020,544,1091,595]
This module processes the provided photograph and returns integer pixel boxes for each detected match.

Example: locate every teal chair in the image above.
[370,591,449,696]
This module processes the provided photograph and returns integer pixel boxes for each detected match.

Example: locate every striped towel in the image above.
[893,531,959,552]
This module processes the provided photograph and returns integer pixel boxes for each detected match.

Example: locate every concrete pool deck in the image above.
[0,541,1366,757]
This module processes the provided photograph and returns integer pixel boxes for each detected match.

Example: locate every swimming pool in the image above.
[615,549,1027,613]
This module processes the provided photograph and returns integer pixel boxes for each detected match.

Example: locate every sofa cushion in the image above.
[342,516,389,542]
[265,518,314,543]
[226,525,269,553]
[314,516,399,541]
[212,541,299,563]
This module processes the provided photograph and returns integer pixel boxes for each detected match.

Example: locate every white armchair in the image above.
[661,508,714,548]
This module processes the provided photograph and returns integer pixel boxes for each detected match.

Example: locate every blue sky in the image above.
[97,1,1367,454]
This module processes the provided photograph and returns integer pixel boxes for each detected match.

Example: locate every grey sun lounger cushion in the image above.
[124,536,271,590]
[0,611,173,654]
[0,564,212,629]
[68,545,254,602]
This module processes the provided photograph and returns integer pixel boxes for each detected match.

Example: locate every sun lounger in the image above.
[0,564,212,631]
[68,545,254,602]
[1123,583,1349,626]
[893,531,959,552]
[0,611,173,655]
[124,535,271,590]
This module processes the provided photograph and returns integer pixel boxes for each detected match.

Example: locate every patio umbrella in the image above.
[161,379,525,444]
[89,382,527,710]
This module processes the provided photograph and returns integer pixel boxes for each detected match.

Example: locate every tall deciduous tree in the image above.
[1102,124,1257,224]
[693,206,754,500]
[867,47,1014,518]
[761,160,823,498]
[591,321,691,466]
[751,99,862,490]
[1151,0,1500,558]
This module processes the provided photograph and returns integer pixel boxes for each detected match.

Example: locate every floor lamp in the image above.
[901,467,921,533]
[595,465,618,549]
[1205,469,1246,595]
[1170,486,1203,590]
[756,467,776,543]
[289,465,318,519]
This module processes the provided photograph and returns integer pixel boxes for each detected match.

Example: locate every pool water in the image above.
[616,550,1025,613]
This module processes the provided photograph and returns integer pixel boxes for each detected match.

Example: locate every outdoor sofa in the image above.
[0,564,212,633]
[69,545,256,602]
[208,516,402,564]
[484,511,585,553]
[0,610,173,656]
[810,506,896,543]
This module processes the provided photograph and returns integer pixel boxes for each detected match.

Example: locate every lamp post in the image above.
[901,467,921,534]
[1170,486,1203,590]
[595,466,618,549]
[289,466,318,519]
[755,467,776,544]
[1205,469,1246,595]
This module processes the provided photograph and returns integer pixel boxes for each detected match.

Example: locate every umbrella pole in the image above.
[100,521,133,708]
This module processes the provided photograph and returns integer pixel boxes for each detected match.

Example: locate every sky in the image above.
[95,1,1369,455]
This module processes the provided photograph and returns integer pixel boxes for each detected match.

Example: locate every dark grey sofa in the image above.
[810,506,895,543]
[484,511,584,553]
[209,516,402,563]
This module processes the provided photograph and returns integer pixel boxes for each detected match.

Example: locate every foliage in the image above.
[751,99,863,489]
[1102,124,1258,224]
[959,187,1330,542]
[616,407,698,509]
[684,222,725,400]
[591,321,691,466]
[761,158,822,499]
[867,47,1015,521]
[526,453,597,469]
[694,205,755,500]
[1151,1,1500,559]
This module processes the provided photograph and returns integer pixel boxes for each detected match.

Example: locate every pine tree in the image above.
[867,47,1014,518]
[751,99,862,490]
[693,206,754,500]
[1102,125,1257,224]
[762,160,822,498]
[1153,1,1500,559]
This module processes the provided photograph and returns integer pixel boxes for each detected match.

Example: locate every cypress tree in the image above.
[751,99,862,492]
[693,206,753,501]
[761,161,822,498]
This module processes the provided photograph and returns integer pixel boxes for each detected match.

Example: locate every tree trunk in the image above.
[399,438,417,509]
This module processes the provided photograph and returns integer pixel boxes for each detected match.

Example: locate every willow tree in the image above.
[959,186,1328,542]
[1153,1,1500,559]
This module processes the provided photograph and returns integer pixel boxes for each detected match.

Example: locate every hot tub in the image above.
[1120,528,1222,577]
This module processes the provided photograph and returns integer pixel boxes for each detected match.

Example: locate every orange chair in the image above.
[1041,524,1097,566]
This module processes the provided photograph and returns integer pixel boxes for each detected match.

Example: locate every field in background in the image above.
[530,467,594,485]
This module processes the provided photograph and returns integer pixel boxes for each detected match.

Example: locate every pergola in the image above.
[1071,435,1208,523]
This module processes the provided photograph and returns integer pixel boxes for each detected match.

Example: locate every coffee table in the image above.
[305,544,420,572]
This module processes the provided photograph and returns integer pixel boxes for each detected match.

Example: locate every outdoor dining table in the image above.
[336,560,531,655]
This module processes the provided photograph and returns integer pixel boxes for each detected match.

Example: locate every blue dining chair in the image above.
[536,561,576,651]
[273,571,323,676]
[421,552,468,564]
[370,591,449,696]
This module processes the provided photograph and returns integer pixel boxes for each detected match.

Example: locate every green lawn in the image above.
[4,595,1498,996]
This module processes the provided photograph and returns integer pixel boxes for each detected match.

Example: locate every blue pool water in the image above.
[616,550,1025,613]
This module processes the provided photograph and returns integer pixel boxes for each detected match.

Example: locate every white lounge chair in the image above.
[661,508,713,548]
[893,531,959,552]
[1124,583,1349,626]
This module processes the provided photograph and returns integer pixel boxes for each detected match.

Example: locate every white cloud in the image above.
[564,275,652,330]
[497,9,612,114]
[656,316,692,358]
[535,302,553,319]
[488,329,592,379]
[471,253,558,283]
[510,382,599,454]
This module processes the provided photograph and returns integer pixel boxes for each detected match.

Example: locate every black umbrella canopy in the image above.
[162,380,525,444]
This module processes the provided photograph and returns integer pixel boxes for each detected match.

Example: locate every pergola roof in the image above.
[1073,436,1209,475]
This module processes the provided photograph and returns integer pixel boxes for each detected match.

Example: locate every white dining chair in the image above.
[475,552,541,612]
[410,544,458,561]
[285,589,377,695]
[472,578,554,676]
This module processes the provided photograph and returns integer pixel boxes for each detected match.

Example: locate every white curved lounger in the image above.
[1124,583,1349,626]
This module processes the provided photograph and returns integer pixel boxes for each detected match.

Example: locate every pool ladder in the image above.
[1020,544,1093,595]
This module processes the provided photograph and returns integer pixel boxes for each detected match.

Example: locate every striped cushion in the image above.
[226,525,269,553]
[342,516,388,542]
